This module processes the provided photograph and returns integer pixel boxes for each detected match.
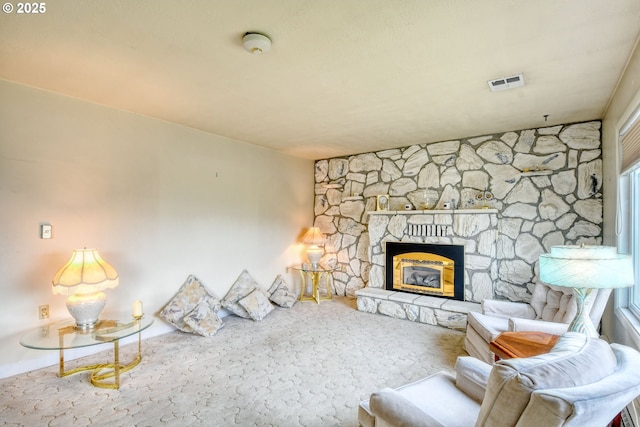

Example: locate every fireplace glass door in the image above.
[392,252,455,297]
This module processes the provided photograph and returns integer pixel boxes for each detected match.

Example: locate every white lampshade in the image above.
[539,245,634,289]
[52,248,119,328]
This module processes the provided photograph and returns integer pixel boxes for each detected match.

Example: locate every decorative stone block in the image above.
[477,140,513,164]
[434,310,467,330]
[515,234,544,263]
[418,163,440,188]
[559,121,601,149]
[574,199,602,224]
[419,307,437,325]
[404,304,420,321]
[328,158,348,180]
[339,200,365,222]
[534,135,565,154]
[356,296,377,313]
[539,190,570,220]
[378,301,406,319]
[577,159,602,199]
[403,150,430,176]
[389,177,418,196]
[427,140,460,156]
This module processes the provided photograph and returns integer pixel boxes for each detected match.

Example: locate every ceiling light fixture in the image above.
[242,32,271,55]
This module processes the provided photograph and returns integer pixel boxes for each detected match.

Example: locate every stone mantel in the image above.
[368,208,498,216]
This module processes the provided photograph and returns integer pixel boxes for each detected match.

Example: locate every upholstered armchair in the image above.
[465,281,611,364]
[359,333,640,427]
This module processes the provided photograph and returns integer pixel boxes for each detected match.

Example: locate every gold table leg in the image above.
[298,270,332,303]
[323,271,333,302]
[58,331,143,389]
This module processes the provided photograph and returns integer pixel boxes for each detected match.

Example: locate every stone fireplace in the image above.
[386,242,464,301]
[313,121,604,330]
[356,209,499,330]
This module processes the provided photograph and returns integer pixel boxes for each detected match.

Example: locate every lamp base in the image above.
[306,245,323,269]
[568,287,598,337]
[66,292,107,329]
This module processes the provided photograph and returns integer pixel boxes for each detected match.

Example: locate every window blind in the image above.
[621,111,640,172]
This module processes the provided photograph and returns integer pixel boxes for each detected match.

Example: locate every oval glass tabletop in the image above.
[20,315,154,350]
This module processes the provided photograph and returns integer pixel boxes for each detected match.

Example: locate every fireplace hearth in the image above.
[386,242,464,301]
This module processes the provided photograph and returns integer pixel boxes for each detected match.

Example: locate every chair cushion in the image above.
[455,357,492,402]
[475,332,617,427]
[369,372,481,427]
[530,283,598,323]
[370,387,445,427]
[466,311,508,343]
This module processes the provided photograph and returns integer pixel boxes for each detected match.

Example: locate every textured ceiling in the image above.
[1,1,639,160]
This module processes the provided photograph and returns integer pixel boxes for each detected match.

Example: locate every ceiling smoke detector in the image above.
[488,73,525,92]
[242,32,271,55]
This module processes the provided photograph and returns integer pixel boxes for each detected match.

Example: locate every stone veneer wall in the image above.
[314,121,603,304]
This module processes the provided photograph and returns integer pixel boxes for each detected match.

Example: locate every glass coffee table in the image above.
[20,315,153,389]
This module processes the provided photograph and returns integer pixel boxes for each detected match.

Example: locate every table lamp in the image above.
[52,248,119,329]
[302,227,325,268]
[539,245,634,337]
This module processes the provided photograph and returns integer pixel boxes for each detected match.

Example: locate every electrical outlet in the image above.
[39,304,49,320]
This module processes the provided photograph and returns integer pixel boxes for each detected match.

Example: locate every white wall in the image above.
[601,36,640,347]
[0,80,314,377]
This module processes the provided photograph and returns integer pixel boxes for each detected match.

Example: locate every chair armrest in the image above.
[525,371,640,427]
[369,387,445,427]
[482,299,536,319]
[516,345,640,426]
[508,317,569,335]
[455,357,492,402]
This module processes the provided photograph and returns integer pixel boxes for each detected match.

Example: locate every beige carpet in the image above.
[0,297,465,427]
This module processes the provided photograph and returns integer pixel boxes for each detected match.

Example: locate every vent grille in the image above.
[488,73,525,92]
[621,398,640,427]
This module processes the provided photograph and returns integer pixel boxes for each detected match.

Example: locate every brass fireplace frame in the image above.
[392,252,455,297]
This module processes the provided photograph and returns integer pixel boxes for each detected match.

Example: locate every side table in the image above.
[20,315,154,389]
[489,331,560,361]
[291,264,334,304]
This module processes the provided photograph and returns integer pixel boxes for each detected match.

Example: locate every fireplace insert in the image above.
[385,242,464,301]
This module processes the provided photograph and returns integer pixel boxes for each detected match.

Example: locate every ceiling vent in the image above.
[488,73,525,92]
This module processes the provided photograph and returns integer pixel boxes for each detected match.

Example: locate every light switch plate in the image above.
[41,224,52,239]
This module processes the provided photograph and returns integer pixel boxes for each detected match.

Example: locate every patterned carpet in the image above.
[0,297,465,427]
